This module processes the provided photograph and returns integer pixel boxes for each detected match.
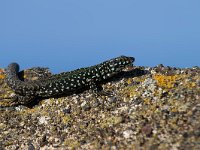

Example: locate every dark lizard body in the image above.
[5,56,134,105]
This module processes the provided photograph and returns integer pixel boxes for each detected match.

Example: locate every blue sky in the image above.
[1,0,200,73]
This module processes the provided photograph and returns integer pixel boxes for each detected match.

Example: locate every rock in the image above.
[0,66,199,149]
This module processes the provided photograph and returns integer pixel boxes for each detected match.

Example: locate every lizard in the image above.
[5,55,135,105]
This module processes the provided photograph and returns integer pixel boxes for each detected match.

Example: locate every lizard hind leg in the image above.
[88,80,112,96]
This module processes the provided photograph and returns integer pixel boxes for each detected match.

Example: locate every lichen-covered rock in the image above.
[0,65,199,149]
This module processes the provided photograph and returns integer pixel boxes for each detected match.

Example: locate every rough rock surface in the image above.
[0,65,199,149]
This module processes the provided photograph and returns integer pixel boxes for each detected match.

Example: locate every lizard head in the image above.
[107,55,135,73]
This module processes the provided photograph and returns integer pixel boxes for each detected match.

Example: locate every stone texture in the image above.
[0,65,199,149]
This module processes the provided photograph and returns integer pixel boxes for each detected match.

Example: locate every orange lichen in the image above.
[0,74,5,79]
[153,74,187,89]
